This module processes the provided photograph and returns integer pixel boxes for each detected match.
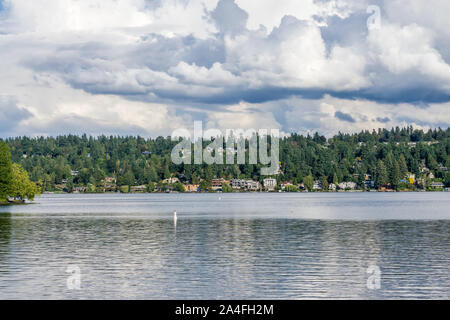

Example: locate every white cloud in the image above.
[368,23,450,85]
[0,0,448,138]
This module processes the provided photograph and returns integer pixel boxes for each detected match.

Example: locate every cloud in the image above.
[0,96,33,135]
[0,0,448,138]
[335,111,356,123]
[376,117,390,123]
[211,0,248,36]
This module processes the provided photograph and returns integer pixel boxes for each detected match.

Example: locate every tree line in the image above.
[2,126,450,193]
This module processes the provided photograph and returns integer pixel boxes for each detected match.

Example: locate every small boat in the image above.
[8,199,26,204]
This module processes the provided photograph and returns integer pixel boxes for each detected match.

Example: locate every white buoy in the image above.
[173,210,177,222]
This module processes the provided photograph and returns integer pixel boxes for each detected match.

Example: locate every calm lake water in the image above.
[0,193,449,299]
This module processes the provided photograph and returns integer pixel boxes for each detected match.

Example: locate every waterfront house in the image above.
[185,184,199,192]
[338,182,357,190]
[72,186,86,193]
[364,180,375,189]
[280,181,293,190]
[212,178,228,191]
[231,179,259,191]
[329,183,337,191]
[130,185,147,193]
[245,180,260,191]
[231,179,245,189]
[313,180,322,190]
[429,182,445,189]
[263,178,277,191]
[103,177,117,192]
[162,177,180,184]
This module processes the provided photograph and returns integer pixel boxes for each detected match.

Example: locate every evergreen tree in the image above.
[332,172,339,185]
[375,160,388,187]
[398,154,408,177]
[390,160,401,190]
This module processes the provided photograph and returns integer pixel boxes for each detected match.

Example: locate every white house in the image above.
[338,182,357,190]
[263,178,277,191]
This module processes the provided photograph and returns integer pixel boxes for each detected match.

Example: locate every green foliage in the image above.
[222,183,232,193]
[303,175,314,191]
[199,180,212,192]
[285,185,299,192]
[375,160,388,187]
[2,127,448,192]
[173,182,185,193]
[0,141,13,199]
[10,164,41,201]
[321,176,329,191]
[119,185,130,193]
[445,173,450,188]
[147,182,155,193]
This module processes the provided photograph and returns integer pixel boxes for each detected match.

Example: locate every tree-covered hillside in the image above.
[4,126,450,192]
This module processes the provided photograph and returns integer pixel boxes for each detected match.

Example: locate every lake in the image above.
[0,193,449,299]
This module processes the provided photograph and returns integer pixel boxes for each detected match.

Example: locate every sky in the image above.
[0,0,449,138]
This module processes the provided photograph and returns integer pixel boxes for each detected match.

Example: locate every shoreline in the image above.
[41,189,447,195]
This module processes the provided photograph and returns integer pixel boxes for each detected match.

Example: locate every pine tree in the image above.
[398,154,408,177]
[390,160,401,190]
[375,160,388,187]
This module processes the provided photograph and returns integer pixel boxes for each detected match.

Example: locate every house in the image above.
[313,180,322,190]
[364,180,375,189]
[420,166,430,173]
[245,180,260,191]
[70,170,79,176]
[263,178,277,191]
[407,174,415,184]
[429,182,444,189]
[231,179,245,189]
[185,184,199,192]
[162,177,180,184]
[212,178,228,191]
[72,186,86,193]
[428,172,435,179]
[280,181,293,190]
[103,177,117,192]
[329,183,337,191]
[231,179,259,191]
[130,185,147,193]
[338,182,357,190]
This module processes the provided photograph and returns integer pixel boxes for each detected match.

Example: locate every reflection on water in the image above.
[0,193,449,299]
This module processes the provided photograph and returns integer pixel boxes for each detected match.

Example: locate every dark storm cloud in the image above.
[335,111,356,123]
